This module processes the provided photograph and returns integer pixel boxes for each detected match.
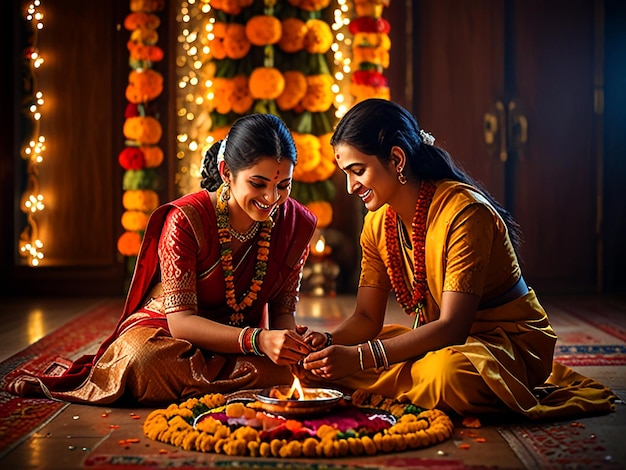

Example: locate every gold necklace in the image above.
[229,222,260,243]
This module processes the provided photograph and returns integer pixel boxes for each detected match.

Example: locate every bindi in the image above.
[274,170,280,180]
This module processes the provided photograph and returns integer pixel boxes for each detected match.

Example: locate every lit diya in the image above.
[254,376,345,416]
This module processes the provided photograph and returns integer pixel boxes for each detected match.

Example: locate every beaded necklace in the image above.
[216,184,272,326]
[384,181,437,328]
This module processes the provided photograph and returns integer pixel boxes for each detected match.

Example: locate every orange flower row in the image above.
[210,18,333,60]
[212,71,334,114]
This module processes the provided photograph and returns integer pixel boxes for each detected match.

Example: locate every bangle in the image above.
[238,326,250,354]
[357,344,365,371]
[376,339,390,370]
[367,340,380,370]
[324,332,332,348]
[251,328,265,356]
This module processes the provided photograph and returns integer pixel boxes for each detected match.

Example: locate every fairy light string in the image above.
[18,0,46,266]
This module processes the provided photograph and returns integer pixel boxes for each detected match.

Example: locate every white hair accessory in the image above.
[419,129,435,146]
[216,135,229,165]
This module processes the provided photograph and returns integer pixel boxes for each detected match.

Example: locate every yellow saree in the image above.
[335,180,616,419]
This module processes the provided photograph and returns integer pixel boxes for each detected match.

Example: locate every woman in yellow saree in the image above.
[300,99,616,420]
[9,114,317,405]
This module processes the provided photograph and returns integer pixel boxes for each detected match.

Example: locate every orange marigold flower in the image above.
[301,74,334,113]
[224,23,251,60]
[117,231,142,257]
[245,15,281,46]
[212,77,235,114]
[292,132,322,180]
[121,210,149,232]
[249,67,285,100]
[231,75,254,114]
[141,145,164,168]
[287,0,331,12]
[278,18,306,53]
[276,71,307,111]
[209,22,227,60]
[304,19,333,54]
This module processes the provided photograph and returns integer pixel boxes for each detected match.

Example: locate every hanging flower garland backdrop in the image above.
[185,0,391,228]
[117,0,166,261]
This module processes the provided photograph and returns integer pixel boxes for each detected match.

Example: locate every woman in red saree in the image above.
[10,114,317,405]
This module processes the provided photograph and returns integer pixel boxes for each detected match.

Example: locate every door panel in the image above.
[413,0,599,293]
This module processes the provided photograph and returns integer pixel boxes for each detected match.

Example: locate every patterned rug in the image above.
[0,299,122,458]
[549,299,626,366]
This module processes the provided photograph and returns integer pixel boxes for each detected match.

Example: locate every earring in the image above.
[397,167,407,185]
[221,182,230,201]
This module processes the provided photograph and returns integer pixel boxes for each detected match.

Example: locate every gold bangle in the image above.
[357,344,365,371]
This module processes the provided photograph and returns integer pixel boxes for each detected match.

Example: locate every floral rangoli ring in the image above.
[143,389,454,458]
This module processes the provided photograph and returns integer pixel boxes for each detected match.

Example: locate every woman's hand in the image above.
[301,344,359,380]
[299,328,329,351]
[258,329,312,366]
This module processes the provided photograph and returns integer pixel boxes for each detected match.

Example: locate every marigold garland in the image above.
[216,184,273,325]
[143,389,453,458]
[384,181,437,326]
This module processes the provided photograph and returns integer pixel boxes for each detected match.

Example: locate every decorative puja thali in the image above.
[253,384,344,416]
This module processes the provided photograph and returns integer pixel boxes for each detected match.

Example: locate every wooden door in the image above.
[411,0,599,293]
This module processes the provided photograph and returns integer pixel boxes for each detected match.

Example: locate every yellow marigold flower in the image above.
[122,189,159,212]
[182,430,200,451]
[301,74,334,112]
[334,439,349,456]
[276,70,307,111]
[279,440,302,458]
[347,436,364,455]
[350,83,390,102]
[360,435,377,455]
[224,23,251,60]
[322,440,335,457]
[354,1,385,17]
[316,424,338,440]
[354,32,391,50]
[224,439,248,456]
[248,440,260,457]
[302,437,318,457]
[288,0,331,12]
[270,438,285,457]
[353,46,390,68]
[278,18,306,53]
[304,19,333,54]
[249,67,285,100]
[245,15,281,46]
[259,441,271,457]
[225,402,246,418]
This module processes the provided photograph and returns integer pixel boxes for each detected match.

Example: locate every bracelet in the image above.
[367,340,379,370]
[239,326,253,354]
[324,332,333,348]
[251,328,265,356]
[357,344,365,370]
[376,339,390,370]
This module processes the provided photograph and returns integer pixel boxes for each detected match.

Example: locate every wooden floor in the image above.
[1,293,625,469]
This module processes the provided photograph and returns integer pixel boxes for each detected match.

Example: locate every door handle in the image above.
[483,100,507,162]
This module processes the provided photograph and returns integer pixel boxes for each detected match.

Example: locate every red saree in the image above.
[11,190,316,404]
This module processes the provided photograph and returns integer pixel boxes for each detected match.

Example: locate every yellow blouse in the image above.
[359,180,521,313]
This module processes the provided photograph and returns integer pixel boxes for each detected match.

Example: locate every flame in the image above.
[287,375,306,400]
[313,236,326,255]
